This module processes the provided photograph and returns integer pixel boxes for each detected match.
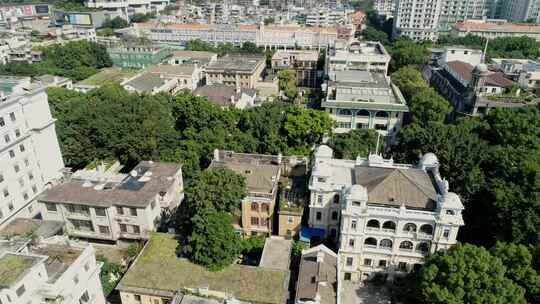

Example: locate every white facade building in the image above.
[374,0,396,19]
[0,77,65,228]
[393,0,488,41]
[0,236,105,304]
[309,146,465,281]
[38,161,184,243]
[327,40,391,75]
[85,0,170,19]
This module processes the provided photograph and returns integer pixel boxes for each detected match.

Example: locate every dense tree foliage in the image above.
[48,86,332,176]
[361,26,389,44]
[328,129,380,159]
[101,16,129,29]
[186,39,264,57]
[130,12,155,23]
[278,70,298,101]
[387,38,430,72]
[182,210,242,271]
[0,41,112,80]
[398,244,527,304]
[175,167,246,270]
[438,34,540,60]
[490,242,540,303]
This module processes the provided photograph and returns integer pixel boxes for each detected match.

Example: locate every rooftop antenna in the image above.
[482,38,489,63]
[375,132,381,155]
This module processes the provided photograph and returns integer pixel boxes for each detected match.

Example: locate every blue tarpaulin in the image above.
[299,227,326,244]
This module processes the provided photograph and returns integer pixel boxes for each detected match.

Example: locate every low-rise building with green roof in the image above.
[117,233,290,304]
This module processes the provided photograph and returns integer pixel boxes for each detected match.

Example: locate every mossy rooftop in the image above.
[0,254,41,288]
[119,233,288,304]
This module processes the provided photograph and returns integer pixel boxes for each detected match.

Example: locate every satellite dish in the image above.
[130,170,137,177]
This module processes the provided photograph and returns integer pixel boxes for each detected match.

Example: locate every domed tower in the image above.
[471,63,489,94]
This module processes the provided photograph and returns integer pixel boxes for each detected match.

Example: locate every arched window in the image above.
[364,237,377,247]
[375,111,389,118]
[331,211,338,220]
[416,242,430,253]
[380,239,393,249]
[357,109,370,117]
[382,221,396,231]
[399,241,413,250]
[338,109,352,116]
[333,194,340,204]
[403,223,417,232]
[366,219,380,229]
[420,224,433,235]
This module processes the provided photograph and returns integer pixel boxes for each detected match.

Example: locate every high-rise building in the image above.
[393,0,488,41]
[489,0,540,22]
[0,76,65,228]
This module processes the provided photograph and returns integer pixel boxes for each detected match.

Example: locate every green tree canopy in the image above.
[399,243,526,304]
[182,210,241,271]
[278,70,298,101]
[328,128,380,159]
[391,66,429,101]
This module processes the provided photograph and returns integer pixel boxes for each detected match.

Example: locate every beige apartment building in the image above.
[37,161,184,243]
[205,55,266,89]
[271,50,320,88]
[210,149,281,237]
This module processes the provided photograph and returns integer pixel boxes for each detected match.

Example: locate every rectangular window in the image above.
[151,200,156,209]
[16,285,25,297]
[73,275,79,284]
[116,206,124,215]
[379,260,387,267]
[363,258,372,266]
[317,194,323,204]
[398,262,408,271]
[4,134,10,143]
[120,224,127,232]
[251,203,258,211]
[132,225,140,234]
[99,226,110,234]
[46,203,57,212]
[9,112,16,122]
[344,272,351,281]
[0,117,4,127]
[346,257,353,266]
[95,208,106,217]
[251,217,259,226]
[351,220,357,230]
[14,164,19,173]
[130,208,137,216]
[316,212,322,221]
[261,204,269,213]
[443,229,450,238]
[134,295,141,302]
[0,174,3,183]
[9,150,15,158]
[349,238,355,248]
[287,216,294,224]
[19,144,25,152]
[15,129,20,137]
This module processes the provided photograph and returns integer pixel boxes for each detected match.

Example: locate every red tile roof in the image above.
[446,60,515,88]
[455,20,540,33]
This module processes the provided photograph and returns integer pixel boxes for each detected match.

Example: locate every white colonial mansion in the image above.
[308,145,464,281]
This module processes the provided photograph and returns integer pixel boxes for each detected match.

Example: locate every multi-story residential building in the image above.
[272,50,319,88]
[487,0,540,22]
[305,9,346,27]
[0,77,65,228]
[134,22,338,49]
[295,244,337,304]
[491,58,540,81]
[425,60,539,117]
[393,0,487,41]
[518,71,540,94]
[327,40,391,75]
[309,145,465,282]
[167,50,218,67]
[210,150,281,237]
[116,233,291,304]
[322,70,408,140]
[108,45,173,69]
[257,25,338,49]
[0,235,105,304]
[134,22,258,47]
[452,19,540,41]
[85,0,170,19]
[122,64,200,94]
[374,0,396,19]
[206,55,266,89]
[38,161,184,243]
